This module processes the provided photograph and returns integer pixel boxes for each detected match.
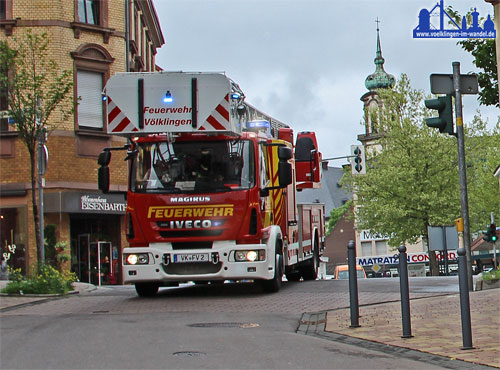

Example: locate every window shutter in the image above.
[77,70,103,129]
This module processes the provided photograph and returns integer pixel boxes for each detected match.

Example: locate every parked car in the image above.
[333,264,367,279]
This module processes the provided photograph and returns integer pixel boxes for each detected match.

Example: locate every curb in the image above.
[297,311,495,370]
[0,282,97,312]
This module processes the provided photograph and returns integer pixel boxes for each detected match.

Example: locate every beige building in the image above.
[0,0,164,285]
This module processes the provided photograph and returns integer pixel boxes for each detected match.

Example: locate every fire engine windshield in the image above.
[132,140,255,193]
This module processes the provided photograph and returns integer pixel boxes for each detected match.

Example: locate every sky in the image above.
[152,0,499,164]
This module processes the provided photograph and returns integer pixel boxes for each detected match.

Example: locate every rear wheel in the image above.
[135,282,159,297]
[301,238,319,281]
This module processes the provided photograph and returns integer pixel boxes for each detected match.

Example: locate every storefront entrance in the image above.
[70,214,122,285]
[74,236,117,286]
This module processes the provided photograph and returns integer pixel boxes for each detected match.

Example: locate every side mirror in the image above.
[278,162,292,187]
[98,150,111,166]
[98,166,110,193]
[278,146,292,161]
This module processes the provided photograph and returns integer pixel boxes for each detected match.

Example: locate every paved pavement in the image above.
[0,281,96,310]
[322,287,500,368]
[1,280,499,368]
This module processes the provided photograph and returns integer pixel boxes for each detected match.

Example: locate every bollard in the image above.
[398,245,413,338]
[347,240,360,328]
[457,248,474,349]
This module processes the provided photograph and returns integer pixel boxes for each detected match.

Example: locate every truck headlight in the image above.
[125,253,150,265]
[234,250,265,262]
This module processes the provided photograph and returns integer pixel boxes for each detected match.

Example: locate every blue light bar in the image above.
[163,91,173,103]
[230,93,241,100]
[248,120,270,128]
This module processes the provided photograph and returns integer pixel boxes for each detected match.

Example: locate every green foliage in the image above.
[326,200,352,236]
[481,268,500,281]
[1,265,77,295]
[446,7,498,107]
[55,241,71,264]
[44,224,57,267]
[463,115,500,231]
[341,74,500,249]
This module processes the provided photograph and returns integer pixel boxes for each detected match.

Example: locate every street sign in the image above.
[39,144,48,176]
[428,225,459,251]
[430,74,478,95]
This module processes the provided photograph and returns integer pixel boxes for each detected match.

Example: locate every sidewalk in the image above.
[324,288,500,368]
[0,281,96,311]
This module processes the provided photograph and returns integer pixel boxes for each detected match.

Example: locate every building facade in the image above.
[0,0,164,285]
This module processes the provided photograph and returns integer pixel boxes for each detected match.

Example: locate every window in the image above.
[131,140,255,194]
[71,44,114,132]
[0,71,8,131]
[1,0,6,20]
[375,240,387,255]
[78,0,100,25]
[361,241,372,256]
[76,70,103,129]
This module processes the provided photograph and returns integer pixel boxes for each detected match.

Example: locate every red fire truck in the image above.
[97,72,325,296]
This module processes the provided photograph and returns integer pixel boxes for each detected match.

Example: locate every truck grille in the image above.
[159,230,223,238]
[162,262,222,275]
[171,242,213,250]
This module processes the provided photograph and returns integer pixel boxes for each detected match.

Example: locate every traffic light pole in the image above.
[453,62,473,291]
[492,213,497,270]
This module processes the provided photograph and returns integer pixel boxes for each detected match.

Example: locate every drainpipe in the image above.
[125,0,130,71]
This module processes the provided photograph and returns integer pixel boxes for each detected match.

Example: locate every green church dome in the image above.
[365,24,395,91]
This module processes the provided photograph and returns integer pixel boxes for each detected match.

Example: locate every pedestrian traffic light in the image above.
[483,223,497,243]
[350,145,366,175]
[424,94,454,135]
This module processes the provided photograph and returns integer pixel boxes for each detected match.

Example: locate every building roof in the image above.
[296,165,352,217]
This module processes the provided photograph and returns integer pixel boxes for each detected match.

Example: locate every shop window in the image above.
[0,207,28,275]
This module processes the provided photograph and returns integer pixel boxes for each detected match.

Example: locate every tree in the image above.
[341,74,500,275]
[463,114,500,231]
[0,30,74,266]
[446,7,498,107]
[326,200,352,236]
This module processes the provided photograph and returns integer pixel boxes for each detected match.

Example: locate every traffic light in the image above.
[351,145,366,175]
[483,223,497,243]
[424,94,454,135]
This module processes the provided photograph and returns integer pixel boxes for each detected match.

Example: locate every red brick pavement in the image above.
[325,288,500,368]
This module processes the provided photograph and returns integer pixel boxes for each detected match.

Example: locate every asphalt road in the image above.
[1,277,474,370]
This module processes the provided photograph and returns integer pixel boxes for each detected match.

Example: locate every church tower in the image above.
[358,20,395,146]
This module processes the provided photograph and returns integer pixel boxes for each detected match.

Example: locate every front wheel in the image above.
[135,282,159,297]
[260,249,283,293]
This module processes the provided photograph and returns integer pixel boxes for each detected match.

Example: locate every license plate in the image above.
[173,253,209,263]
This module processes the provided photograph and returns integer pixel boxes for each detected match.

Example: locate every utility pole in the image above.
[453,62,473,291]
[427,63,478,291]
[36,97,46,264]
